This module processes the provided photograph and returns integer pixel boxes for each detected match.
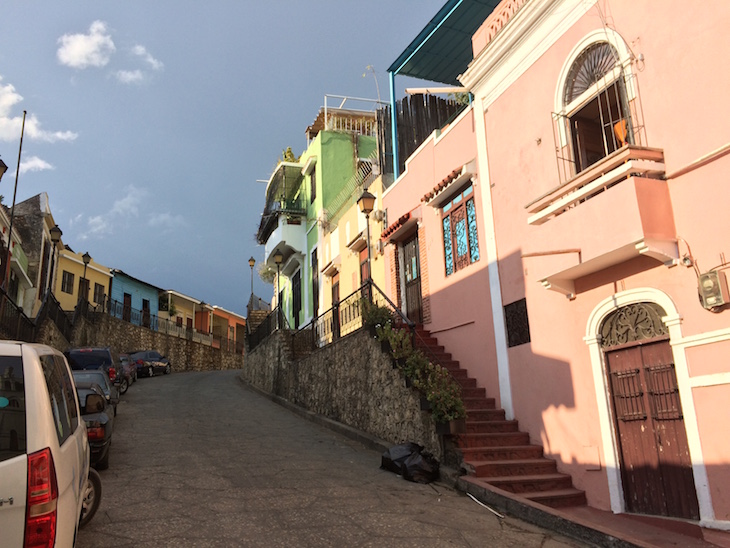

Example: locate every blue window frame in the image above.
[442,184,480,276]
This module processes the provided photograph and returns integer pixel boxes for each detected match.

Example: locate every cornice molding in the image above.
[460,0,596,107]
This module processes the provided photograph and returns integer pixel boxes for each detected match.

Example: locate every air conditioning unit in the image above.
[699,271,729,309]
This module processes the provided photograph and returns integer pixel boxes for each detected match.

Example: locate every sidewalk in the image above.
[458,475,730,548]
[248,377,730,548]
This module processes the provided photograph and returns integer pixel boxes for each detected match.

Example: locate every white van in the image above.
[0,342,101,546]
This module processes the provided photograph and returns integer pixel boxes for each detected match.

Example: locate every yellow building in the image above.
[318,175,387,312]
[53,248,112,311]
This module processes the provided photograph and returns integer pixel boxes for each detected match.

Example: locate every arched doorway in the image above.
[600,302,699,519]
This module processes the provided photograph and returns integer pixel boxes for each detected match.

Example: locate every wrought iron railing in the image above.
[0,289,37,342]
[247,306,287,351]
[41,293,74,341]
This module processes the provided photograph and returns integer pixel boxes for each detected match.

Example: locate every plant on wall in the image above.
[361,300,393,329]
[373,323,466,424]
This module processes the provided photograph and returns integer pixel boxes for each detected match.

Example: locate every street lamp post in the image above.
[81,252,91,302]
[273,251,283,328]
[248,256,256,297]
[358,190,376,302]
[48,225,62,298]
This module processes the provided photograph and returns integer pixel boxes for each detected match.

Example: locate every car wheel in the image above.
[79,468,102,528]
[118,377,129,395]
[165,364,170,375]
[148,366,154,377]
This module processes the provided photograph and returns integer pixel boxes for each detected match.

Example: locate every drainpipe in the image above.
[389,71,399,179]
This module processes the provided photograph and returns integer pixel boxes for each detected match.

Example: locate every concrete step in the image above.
[485,473,574,494]
[457,431,530,448]
[466,408,507,421]
[455,376,476,388]
[460,444,544,462]
[468,458,558,478]
[465,420,519,434]
[461,386,487,399]
[463,397,496,411]
[522,488,587,508]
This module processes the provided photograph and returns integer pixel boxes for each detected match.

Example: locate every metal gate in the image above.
[403,233,422,323]
[604,339,699,519]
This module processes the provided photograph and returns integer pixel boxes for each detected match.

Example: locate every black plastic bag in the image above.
[402,450,440,484]
[380,442,423,475]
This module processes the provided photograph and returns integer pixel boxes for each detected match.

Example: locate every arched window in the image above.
[554,31,642,179]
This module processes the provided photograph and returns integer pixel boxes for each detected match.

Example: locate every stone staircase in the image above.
[412,325,587,509]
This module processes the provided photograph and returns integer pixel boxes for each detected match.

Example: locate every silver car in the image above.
[0,342,102,546]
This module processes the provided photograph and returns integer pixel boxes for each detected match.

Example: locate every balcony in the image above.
[523,146,677,296]
[257,162,307,264]
[263,214,307,266]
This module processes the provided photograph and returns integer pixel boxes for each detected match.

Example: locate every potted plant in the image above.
[421,362,467,435]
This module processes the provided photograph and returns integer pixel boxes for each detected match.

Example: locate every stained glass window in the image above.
[442,183,479,276]
[443,216,453,276]
[466,199,480,263]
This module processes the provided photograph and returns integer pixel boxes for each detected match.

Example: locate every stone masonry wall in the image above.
[35,313,244,372]
[243,329,442,458]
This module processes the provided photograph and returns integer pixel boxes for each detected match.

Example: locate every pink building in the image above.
[385,0,730,530]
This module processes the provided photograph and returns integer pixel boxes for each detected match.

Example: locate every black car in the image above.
[76,382,114,470]
[129,350,171,377]
[65,347,124,391]
[72,369,119,416]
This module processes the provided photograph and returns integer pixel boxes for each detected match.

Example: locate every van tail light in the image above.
[24,448,58,548]
[87,426,105,440]
[108,367,116,381]
[136,359,143,365]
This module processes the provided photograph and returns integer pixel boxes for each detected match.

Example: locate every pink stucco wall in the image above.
[383,108,501,399]
[472,0,730,517]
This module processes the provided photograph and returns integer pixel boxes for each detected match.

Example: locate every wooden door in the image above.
[605,339,699,519]
[122,293,132,322]
[403,233,422,323]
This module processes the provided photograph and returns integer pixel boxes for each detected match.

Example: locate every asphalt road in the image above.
[76,369,586,547]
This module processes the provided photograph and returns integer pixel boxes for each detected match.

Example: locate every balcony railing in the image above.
[525,145,665,225]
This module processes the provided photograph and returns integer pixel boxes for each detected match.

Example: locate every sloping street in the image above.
[76,369,584,547]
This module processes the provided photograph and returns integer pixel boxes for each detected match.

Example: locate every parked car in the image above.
[0,341,102,547]
[76,382,114,470]
[119,353,137,385]
[65,347,125,392]
[130,350,172,377]
[72,369,119,416]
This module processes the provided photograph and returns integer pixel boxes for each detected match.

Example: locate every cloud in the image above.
[115,70,144,85]
[20,156,54,174]
[110,185,148,216]
[76,185,149,240]
[85,215,110,238]
[148,213,185,230]
[0,76,78,145]
[131,45,164,71]
[57,21,116,69]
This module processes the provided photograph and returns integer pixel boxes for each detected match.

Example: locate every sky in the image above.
[0,1,446,317]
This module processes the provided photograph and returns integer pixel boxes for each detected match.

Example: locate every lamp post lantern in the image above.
[248,256,256,297]
[48,225,62,297]
[81,252,91,302]
[0,158,7,182]
[358,190,376,282]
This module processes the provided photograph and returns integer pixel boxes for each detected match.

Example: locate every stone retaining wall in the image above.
[35,313,244,372]
[242,329,442,458]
